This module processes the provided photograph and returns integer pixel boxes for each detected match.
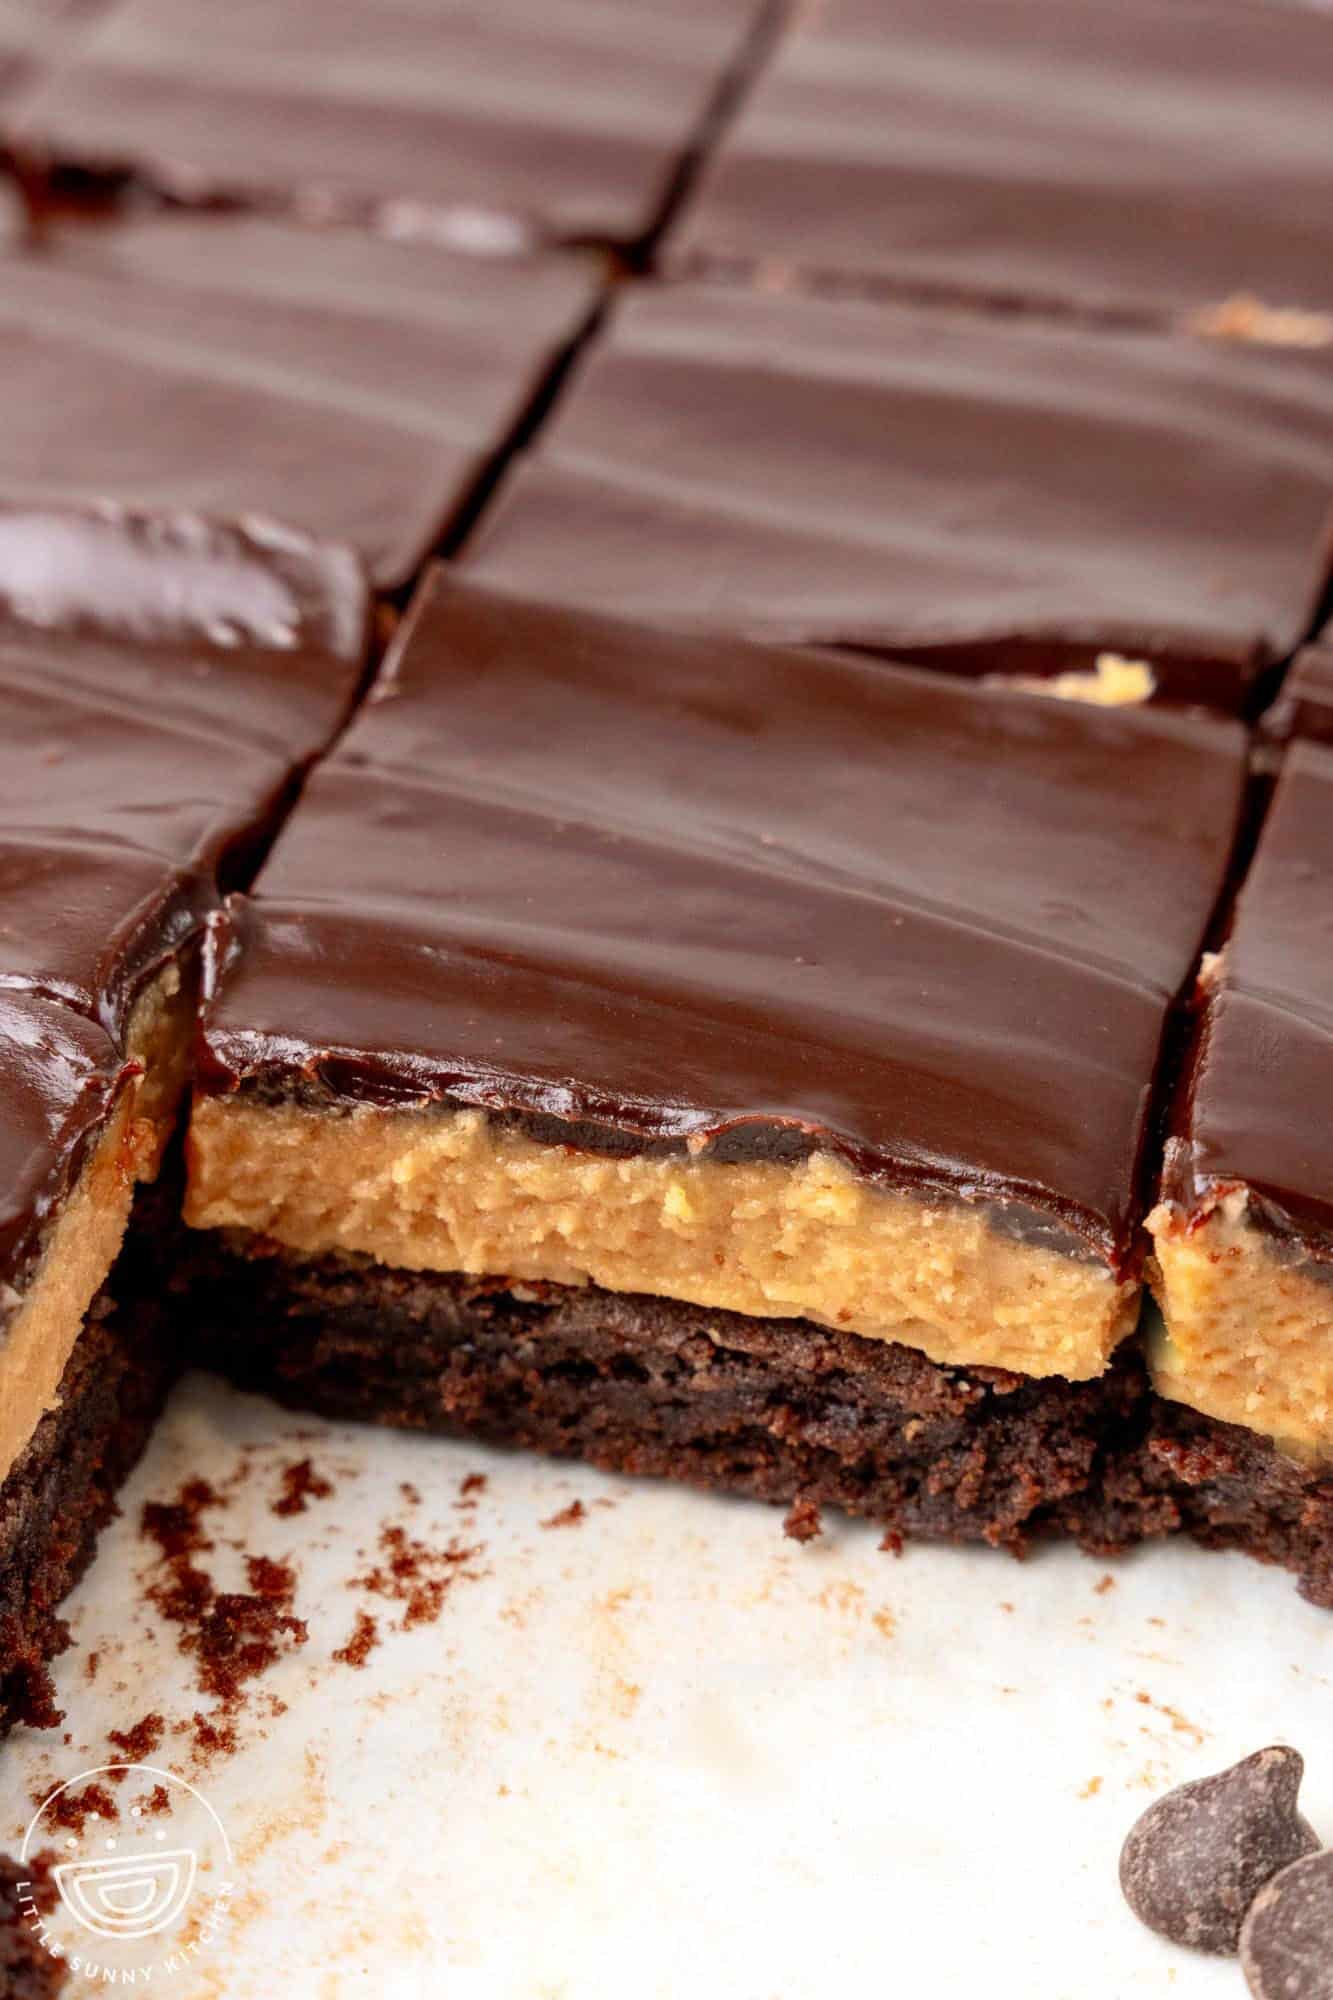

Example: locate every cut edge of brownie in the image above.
[179,1230,1333,1609]
[0,1179,180,1736]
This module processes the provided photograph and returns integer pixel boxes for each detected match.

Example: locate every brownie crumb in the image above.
[784,1494,823,1543]
[141,1478,222,1561]
[32,1782,118,1835]
[458,1474,485,1500]
[132,1784,172,1819]
[106,1713,165,1764]
[244,1555,297,1603]
[0,1850,67,1999]
[402,1480,424,1506]
[187,1711,239,1761]
[541,1500,586,1530]
[137,1472,307,1759]
[272,1458,334,1517]
[353,1524,485,1631]
[82,1652,100,1686]
[194,1591,307,1703]
[878,1528,905,1557]
[332,1611,380,1669]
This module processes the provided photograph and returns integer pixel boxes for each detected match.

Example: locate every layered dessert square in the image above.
[179,576,1333,1590]
[0,208,597,589]
[0,504,368,1732]
[669,0,1333,328]
[467,282,1333,712]
[1150,739,1333,1462]
[3,0,769,251]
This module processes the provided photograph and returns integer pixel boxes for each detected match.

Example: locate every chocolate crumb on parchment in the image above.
[28,1780,118,1835]
[1241,1848,1333,2000]
[0,1850,67,2000]
[1120,1747,1322,1953]
[271,1458,335,1518]
[137,1471,307,1768]
[332,1611,380,1669]
[351,1523,486,1632]
[541,1500,587,1530]
[106,1713,165,1765]
[783,1494,823,1544]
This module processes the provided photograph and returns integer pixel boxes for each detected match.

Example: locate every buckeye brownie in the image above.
[1149,739,1333,1463]
[466,282,1333,713]
[177,579,1333,1587]
[3,0,771,252]
[669,0,1333,331]
[0,504,368,1731]
[0,208,597,590]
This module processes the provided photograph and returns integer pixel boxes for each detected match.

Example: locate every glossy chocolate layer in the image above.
[6,0,765,249]
[0,990,132,1298]
[466,283,1333,711]
[0,504,370,1291]
[200,575,1249,1271]
[1164,738,1333,1246]
[669,0,1333,324]
[0,210,597,589]
[0,507,369,1033]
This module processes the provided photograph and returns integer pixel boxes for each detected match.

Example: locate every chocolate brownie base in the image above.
[0,1198,178,1736]
[183,1237,1333,1607]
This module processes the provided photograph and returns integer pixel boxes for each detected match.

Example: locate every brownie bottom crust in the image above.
[0,1196,178,1737]
[183,1234,1333,1608]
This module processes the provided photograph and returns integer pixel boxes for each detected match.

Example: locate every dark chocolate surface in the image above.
[0,210,597,589]
[0,505,370,1294]
[0,992,131,1299]
[201,575,1249,1270]
[466,283,1333,709]
[669,0,1333,324]
[0,506,369,1034]
[1165,737,1333,1245]
[5,0,766,249]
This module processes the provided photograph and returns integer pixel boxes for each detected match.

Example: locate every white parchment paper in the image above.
[5,1371,1330,1999]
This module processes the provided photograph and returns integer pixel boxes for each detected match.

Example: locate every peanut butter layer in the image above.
[0,1084,143,1476]
[0,967,187,1480]
[1149,1195,1333,1460]
[187,1099,1138,1382]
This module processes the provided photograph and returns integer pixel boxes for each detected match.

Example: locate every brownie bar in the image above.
[669,0,1333,327]
[467,281,1333,711]
[0,504,370,1712]
[187,576,1249,1400]
[1149,739,1333,1460]
[181,1233,1333,1609]
[0,210,596,590]
[0,1208,177,1736]
[3,0,769,252]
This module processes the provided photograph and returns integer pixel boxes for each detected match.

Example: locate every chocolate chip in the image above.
[1120,1747,1321,1954]
[1241,1849,1333,2000]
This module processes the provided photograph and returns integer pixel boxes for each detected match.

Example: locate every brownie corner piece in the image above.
[1148,738,1333,1465]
